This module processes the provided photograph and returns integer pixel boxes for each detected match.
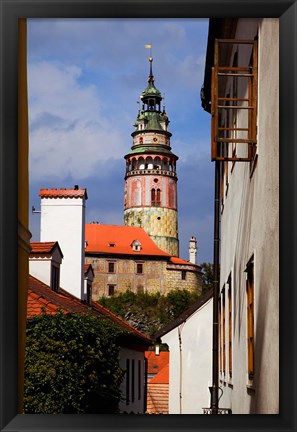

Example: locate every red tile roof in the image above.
[147,382,169,414]
[85,224,171,257]
[150,363,169,384]
[30,241,63,257]
[145,351,169,375]
[27,275,151,346]
[146,362,169,414]
[169,256,197,266]
[39,187,88,199]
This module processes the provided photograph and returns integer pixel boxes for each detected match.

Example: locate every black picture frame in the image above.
[1,1,296,431]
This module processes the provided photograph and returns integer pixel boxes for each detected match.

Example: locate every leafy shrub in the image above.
[24,311,126,414]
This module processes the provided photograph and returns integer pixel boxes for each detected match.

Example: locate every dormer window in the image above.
[131,240,142,252]
[109,243,116,248]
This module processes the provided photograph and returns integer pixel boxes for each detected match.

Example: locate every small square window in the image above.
[108,262,115,273]
[136,263,143,274]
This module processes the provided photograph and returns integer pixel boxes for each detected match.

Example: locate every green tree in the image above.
[200,262,215,293]
[24,311,126,414]
[98,289,200,338]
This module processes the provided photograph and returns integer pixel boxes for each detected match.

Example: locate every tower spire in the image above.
[145,44,154,86]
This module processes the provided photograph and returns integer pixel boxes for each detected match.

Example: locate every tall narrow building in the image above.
[124,55,179,256]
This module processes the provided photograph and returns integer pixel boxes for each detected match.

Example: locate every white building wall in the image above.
[40,196,86,300]
[29,259,52,286]
[218,18,279,413]
[119,347,146,414]
[161,298,213,414]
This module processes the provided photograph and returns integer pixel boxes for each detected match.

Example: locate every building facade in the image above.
[85,223,202,299]
[124,55,179,257]
[156,290,213,414]
[202,18,279,414]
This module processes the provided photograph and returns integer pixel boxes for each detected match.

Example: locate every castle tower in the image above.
[124,54,179,256]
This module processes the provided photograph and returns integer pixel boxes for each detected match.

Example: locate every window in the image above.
[228,274,233,379]
[51,265,60,292]
[181,270,186,280]
[222,286,226,375]
[108,285,115,296]
[87,282,92,305]
[131,359,135,403]
[136,263,143,274]
[126,359,130,405]
[138,360,142,400]
[151,188,161,206]
[211,39,258,162]
[245,257,254,381]
[108,262,115,273]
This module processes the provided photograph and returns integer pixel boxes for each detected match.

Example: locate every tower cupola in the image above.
[124,50,179,257]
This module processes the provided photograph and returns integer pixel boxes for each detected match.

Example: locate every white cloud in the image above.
[28,61,127,182]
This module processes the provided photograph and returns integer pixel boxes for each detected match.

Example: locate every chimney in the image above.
[189,236,197,265]
[39,187,88,300]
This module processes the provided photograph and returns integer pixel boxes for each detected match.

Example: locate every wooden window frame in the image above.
[211,39,258,162]
[219,295,222,374]
[228,274,233,379]
[221,286,226,376]
[245,257,255,382]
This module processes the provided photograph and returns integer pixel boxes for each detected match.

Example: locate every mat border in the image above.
[1,1,296,431]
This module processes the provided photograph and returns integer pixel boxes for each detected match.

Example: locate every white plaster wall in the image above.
[219,18,279,413]
[119,347,146,414]
[161,298,213,414]
[29,259,52,286]
[40,197,86,300]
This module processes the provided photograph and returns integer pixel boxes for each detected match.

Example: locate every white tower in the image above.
[39,186,88,301]
[189,236,197,265]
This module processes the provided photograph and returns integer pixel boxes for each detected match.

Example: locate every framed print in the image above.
[0,0,296,431]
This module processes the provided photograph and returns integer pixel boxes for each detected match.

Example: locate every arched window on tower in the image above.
[151,188,161,207]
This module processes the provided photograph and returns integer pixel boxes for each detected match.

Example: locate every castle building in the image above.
[124,55,179,257]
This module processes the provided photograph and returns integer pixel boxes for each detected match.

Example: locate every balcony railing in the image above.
[126,169,176,177]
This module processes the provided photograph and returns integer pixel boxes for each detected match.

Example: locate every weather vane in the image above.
[145,44,152,61]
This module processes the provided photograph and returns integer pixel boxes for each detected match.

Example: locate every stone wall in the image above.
[85,255,202,299]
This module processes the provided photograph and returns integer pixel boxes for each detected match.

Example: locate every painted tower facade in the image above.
[124,56,179,256]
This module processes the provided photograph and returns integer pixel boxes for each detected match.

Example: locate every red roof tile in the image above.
[30,241,63,257]
[150,363,169,384]
[145,351,169,375]
[85,224,170,257]
[27,275,151,346]
[169,256,197,266]
[39,187,88,199]
[147,383,169,414]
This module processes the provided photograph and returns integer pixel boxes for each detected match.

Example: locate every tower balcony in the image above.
[125,168,177,178]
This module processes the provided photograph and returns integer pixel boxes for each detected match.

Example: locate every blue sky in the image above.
[27,18,214,264]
